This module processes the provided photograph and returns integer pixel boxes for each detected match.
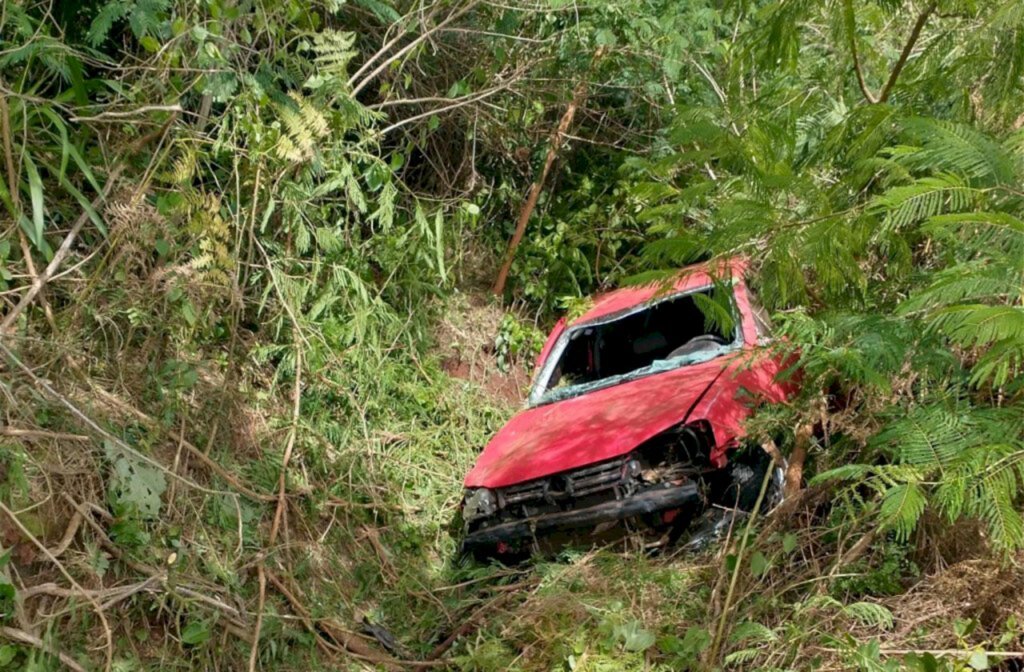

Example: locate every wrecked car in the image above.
[459,259,795,557]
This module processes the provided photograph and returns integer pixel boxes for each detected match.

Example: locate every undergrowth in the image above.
[2,0,1024,670]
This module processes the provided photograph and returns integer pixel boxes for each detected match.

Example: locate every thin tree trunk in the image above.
[843,0,937,104]
[492,48,604,296]
[784,423,813,499]
[877,1,937,103]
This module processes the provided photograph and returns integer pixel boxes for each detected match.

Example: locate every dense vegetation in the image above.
[0,0,1022,670]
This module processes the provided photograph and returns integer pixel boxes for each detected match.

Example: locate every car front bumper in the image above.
[461,481,701,552]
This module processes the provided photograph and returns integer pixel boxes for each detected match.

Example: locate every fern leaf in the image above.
[870,173,977,234]
[930,304,1024,349]
[843,602,895,630]
[87,1,129,46]
[900,118,1018,185]
[879,482,927,541]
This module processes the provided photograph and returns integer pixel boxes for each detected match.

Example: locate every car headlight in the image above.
[462,488,497,521]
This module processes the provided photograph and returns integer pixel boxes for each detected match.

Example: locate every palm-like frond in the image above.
[869,173,976,234]
[879,482,927,542]
[899,118,1018,185]
[873,405,973,471]
[929,305,1024,349]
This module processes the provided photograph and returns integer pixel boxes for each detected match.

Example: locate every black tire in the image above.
[710,446,784,512]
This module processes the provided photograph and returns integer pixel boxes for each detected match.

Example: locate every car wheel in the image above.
[711,445,785,513]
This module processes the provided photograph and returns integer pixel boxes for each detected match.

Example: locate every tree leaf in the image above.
[968,651,989,671]
[620,620,656,652]
[182,620,212,646]
[104,440,167,518]
[749,551,769,578]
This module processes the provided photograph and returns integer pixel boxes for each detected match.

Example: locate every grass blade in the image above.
[22,153,46,246]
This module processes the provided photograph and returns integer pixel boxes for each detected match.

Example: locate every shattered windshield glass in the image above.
[530,286,741,406]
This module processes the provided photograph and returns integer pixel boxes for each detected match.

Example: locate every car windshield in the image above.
[530,286,741,406]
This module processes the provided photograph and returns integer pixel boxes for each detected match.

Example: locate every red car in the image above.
[460,259,794,556]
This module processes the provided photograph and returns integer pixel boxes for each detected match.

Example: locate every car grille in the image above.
[496,455,632,517]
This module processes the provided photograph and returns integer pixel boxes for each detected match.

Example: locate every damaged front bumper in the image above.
[461,481,700,552]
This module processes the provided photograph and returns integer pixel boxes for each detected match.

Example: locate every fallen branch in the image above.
[68,104,183,122]
[264,571,344,657]
[830,527,879,575]
[0,427,91,442]
[61,493,160,576]
[19,577,157,604]
[266,570,441,669]
[50,511,83,558]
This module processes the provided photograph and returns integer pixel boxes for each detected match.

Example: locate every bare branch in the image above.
[375,74,521,135]
[843,0,879,103]
[350,1,478,97]
[878,1,937,103]
[69,104,185,122]
[845,0,937,104]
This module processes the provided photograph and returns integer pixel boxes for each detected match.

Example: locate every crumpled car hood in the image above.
[463,356,739,489]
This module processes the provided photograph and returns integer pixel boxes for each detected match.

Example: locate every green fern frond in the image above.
[842,603,895,630]
[310,30,358,85]
[728,621,778,644]
[87,1,130,46]
[128,0,170,40]
[874,405,976,470]
[351,0,400,23]
[969,462,1024,551]
[641,236,709,266]
[723,649,762,666]
[275,93,332,163]
[879,482,927,541]
[809,463,873,484]
[899,118,1018,185]
[692,290,736,336]
[969,340,1024,387]
[921,211,1024,253]
[900,260,1022,314]
[929,304,1024,349]
[870,173,977,234]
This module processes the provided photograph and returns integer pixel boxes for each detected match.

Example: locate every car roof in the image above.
[571,257,748,327]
